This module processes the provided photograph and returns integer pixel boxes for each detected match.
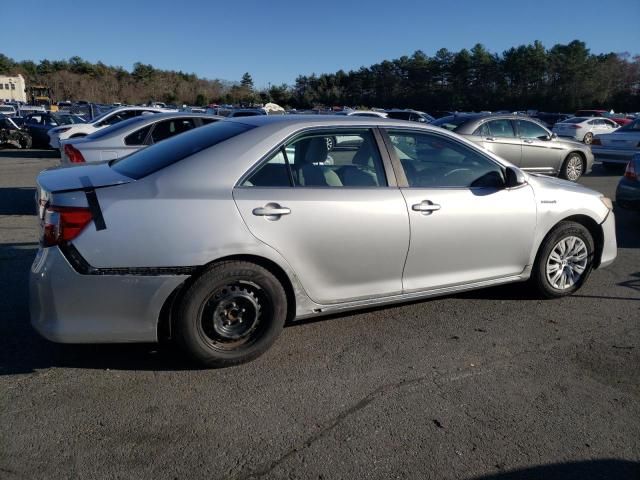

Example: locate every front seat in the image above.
[341,137,380,186]
[298,137,342,187]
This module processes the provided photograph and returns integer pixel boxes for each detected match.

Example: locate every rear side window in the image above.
[124,125,152,145]
[111,121,254,179]
[150,118,196,143]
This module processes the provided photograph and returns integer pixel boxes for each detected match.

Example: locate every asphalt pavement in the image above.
[0,150,638,480]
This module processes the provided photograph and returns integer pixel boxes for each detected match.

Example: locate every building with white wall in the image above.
[0,74,27,103]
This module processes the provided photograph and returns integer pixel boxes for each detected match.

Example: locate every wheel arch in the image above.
[158,254,297,342]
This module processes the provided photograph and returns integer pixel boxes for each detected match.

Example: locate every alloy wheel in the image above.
[545,236,588,290]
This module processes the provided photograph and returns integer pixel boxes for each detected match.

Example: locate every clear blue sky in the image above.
[3,0,639,87]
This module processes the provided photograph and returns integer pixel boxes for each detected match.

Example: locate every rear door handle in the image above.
[523,139,533,144]
[252,203,291,218]
[412,201,441,214]
[485,137,495,141]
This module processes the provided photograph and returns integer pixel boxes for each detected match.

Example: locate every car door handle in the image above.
[412,201,441,214]
[523,139,534,144]
[252,204,291,217]
[485,137,495,141]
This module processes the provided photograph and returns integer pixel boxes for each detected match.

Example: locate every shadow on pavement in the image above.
[0,187,36,215]
[615,206,640,249]
[0,149,59,159]
[468,459,639,480]
[0,242,193,375]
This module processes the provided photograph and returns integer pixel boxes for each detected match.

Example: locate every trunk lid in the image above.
[37,162,133,194]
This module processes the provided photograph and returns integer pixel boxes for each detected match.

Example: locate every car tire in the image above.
[176,261,287,368]
[530,221,595,299]
[583,132,593,144]
[20,135,33,149]
[559,153,584,181]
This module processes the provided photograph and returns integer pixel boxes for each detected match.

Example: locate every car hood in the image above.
[527,173,601,197]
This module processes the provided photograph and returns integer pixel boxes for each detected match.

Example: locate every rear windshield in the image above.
[560,117,587,124]
[87,115,149,140]
[111,121,254,179]
[431,115,474,131]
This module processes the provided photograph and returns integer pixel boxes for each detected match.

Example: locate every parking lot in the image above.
[0,150,638,479]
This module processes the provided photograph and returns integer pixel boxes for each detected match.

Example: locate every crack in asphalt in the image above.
[233,374,434,480]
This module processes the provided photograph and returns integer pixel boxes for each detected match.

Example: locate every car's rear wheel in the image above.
[560,153,584,181]
[583,132,593,144]
[530,221,594,298]
[176,261,287,367]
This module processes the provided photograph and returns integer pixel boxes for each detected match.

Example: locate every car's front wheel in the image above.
[560,153,584,181]
[176,261,287,367]
[530,221,595,298]
[583,132,593,144]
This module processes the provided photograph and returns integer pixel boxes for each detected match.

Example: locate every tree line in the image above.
[1,40,639,112]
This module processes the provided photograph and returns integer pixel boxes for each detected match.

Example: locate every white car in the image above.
[0,105,17,117]
[552,116,618,144]
[60,113,221,164]
[47,107,165,149]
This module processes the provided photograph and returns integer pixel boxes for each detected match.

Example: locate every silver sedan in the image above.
[60,113,222,164]
[31,116,617,367]
[433,114,594,181]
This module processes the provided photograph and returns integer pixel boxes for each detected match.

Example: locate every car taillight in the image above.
[42,206,93,247]
[591,138,601,145]
[624,161,638,181]
[569,125,581,129]
[64,144,85,163]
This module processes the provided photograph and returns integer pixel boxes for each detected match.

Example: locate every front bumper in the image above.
[598,210,617,269]
[616,177,640,211]
[30,246,188,343]
[592,147,638,164]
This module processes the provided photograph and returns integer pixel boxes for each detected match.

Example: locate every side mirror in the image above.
[505,166,526,188]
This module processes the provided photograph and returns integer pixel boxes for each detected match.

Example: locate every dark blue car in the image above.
[616,154,640,211]
[22,112,86,148]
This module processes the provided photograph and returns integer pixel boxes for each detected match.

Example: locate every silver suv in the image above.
[433,114,594,181]
[31,116,616,367]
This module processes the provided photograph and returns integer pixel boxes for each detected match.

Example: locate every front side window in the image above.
[516,120,549,139]
[243,129,387,188]
[387,130,504,189]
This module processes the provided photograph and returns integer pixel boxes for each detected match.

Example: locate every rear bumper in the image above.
[592,147,637,164]
[616,178,640,211]
[598,211,617,269]
[29,246,187,343]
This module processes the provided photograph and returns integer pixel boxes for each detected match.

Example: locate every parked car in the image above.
[23,112,86,148]
[31,116,616,367]
[60,113,221,164]
[552,116,618,144]
[433,114,594,181]
[575,109,632,127]
[386,109,434,123]
[47,107,165,149]
[0,115,32,148]
[532,112,572,128]
[591,117,640,169]
[0,105,17,117]
[615,154,640,211]
[333,110,388,118]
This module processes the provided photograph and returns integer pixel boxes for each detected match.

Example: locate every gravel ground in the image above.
[1,150,638,480]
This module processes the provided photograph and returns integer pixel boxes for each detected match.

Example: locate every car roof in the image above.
[223,114,443,131]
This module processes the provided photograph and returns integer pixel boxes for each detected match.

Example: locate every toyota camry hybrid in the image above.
[31,116,617,367]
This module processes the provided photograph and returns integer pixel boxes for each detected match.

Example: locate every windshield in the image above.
[53,114,86,125]
[618,119,640,132]
[86,115,150,139]
[431,115,475,131]
[111,121,254,179]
